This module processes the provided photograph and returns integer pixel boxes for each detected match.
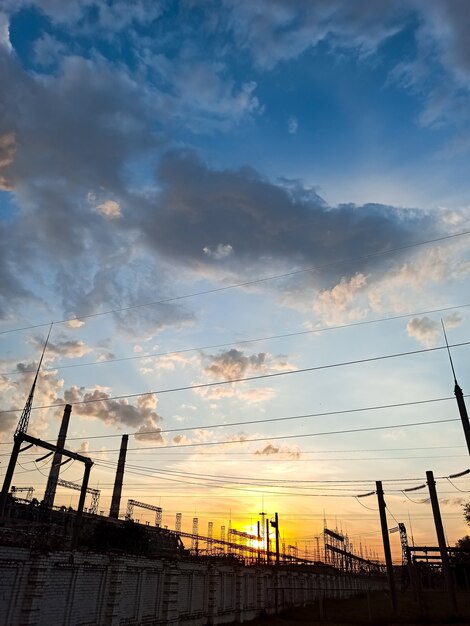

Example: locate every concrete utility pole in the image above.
[270,512,280,566]
[442,321,470,455]
[266,518,270,564]
[376,481,397,612]
[43,404,72,508]
[426,470,457,615]
[109,434,128,518]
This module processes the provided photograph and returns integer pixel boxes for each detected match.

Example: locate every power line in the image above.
[4,301,470,377]
[59,394,463,441]
[1,340,469,415]
[1,228,469,336]
[73,417,459,453]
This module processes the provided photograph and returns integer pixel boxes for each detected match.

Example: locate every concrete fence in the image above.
[0,546,385,625]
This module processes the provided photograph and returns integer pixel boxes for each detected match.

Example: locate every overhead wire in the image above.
[2,227,469,336]
[0,340,469,416]
[67,417,460,453]
[4,301,470,377]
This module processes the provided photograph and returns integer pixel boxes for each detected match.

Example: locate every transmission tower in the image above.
[126,499,162,526]
[56,478,100,514]
[10,486,34,501]
[191,517,199,553]
[207,521,213,554]
[220,525,226,552]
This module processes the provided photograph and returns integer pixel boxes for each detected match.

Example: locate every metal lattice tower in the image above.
[398,523,409,564]
[220,525,226,552]
[207,521,213,554]
[175,512,182,532]
[126,499,162,526]
[56,478,100,514]
[191,517,199,553]
[11,486,34,501]
[15,324,53,437]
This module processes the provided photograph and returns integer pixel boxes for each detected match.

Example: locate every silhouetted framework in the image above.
[191,518,199,553]
[10,486,34,501]
[56,478,100,515]
[389,522,410,565]
[15,323,53,437]
[0,431,93,549]
[126,499,163,526]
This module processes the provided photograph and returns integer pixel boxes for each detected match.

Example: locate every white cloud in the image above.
[406,312,462,347]
[0,12,12,52]
[0,132,15,190]
[406,316,439,347]
[65,318,86,329]
[313,273,368,324]
[288,116,298,134]
[203,244,234,259]
[96,199,122,219]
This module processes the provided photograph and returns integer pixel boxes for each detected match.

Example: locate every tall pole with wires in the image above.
[442,320,470,456]
[376,481,397,612]
[426,470,457,615]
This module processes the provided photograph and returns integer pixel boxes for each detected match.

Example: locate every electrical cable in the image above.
[56,394,464,442]
[446,477,470,493]
[1,340,469,415]
[4,301,470,377]
[2,227,469,336]
[74,417,460,453]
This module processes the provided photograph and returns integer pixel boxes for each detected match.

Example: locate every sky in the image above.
[1,0,470,562]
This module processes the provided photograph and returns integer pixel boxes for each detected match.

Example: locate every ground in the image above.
[242,590,470,625]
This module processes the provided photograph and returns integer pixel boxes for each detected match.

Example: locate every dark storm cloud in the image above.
[135,150,435,288]
[0,48,193,329]
[0,0,467,326]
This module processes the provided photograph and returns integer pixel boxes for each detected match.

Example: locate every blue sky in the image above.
[1,0,470,559]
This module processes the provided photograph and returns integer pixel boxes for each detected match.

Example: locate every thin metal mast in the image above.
[441,320,457,383]
[442,319,470,455]
[15,322,53,436]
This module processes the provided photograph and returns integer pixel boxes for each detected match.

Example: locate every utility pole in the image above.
[43,404,72,508]
[266,518,270,564]
[270,512,280,566]
[442,321,470,455]
[109,434,128,518]
[426,470,457,615]
[376,481,397,612]
[257,521,261,563]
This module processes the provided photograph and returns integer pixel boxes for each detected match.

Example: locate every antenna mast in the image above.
[15,322,53,436]
[442,319,470,456]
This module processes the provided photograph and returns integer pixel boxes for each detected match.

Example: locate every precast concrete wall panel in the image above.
[0,545,387,625]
